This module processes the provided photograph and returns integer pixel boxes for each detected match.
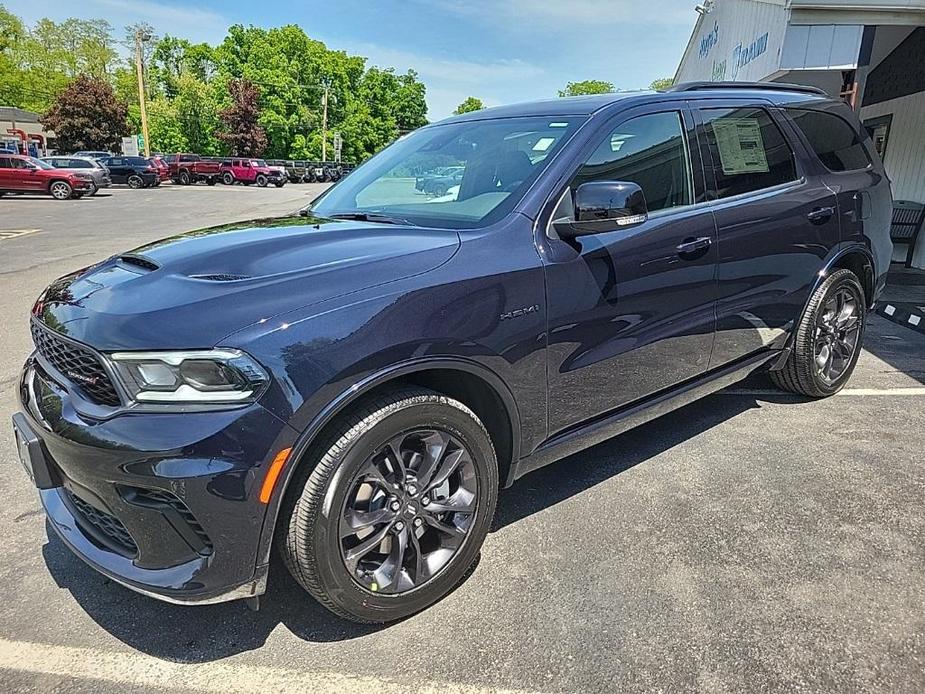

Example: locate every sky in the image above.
[5,0,697,120]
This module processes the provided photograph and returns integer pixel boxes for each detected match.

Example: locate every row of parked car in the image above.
[0,150,352,200]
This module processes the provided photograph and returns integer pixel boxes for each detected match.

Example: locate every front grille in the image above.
[66,489,138,557]
[31,321,121,406]
[130,488,212,553]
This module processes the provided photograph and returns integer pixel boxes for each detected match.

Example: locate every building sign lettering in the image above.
[699,21,719,59]
[731,32,769,79]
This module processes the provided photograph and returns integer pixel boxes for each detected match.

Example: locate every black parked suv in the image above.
[98,156,160,188]
[13,83,891,622]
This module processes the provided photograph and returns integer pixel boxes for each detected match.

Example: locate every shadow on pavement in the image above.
[42,391,762,662]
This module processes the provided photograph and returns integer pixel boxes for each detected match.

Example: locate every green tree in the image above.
[558,80,614,97]
[174,72,220,154]
[40,74,128,151]
[146,96,187,152]
[454,96,484,115]
[218,78,267,156]
[649,77,674,91]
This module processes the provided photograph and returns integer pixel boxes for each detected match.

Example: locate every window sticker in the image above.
[712,118,769,174]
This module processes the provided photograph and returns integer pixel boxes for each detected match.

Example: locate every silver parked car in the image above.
[42,156,111,195]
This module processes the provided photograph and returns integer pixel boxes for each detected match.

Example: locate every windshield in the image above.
[252,159,267,167]
[29,157,54,170]
[311,116,582,229]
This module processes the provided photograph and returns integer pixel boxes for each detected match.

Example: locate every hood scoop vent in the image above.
[189,273,252,282]
[119,254,160,272]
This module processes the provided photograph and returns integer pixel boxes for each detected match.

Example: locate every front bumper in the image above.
[15,357,298,604]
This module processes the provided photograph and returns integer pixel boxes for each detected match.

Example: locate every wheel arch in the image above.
[257,358,522,565]
[771,245,875,370]
[830,247,875,309]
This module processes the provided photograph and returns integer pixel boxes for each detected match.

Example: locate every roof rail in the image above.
[668,81,828,97]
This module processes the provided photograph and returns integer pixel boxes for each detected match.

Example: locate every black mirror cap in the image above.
[555,181,649,238]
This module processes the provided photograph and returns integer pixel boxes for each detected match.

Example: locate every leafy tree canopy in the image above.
[39,75,129,151]
[454,97,484,115]
[649,77,674,91]
[558,80,614,97]
[0,6,430,162]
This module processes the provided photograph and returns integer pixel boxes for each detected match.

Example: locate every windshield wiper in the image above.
[328,211,417,226]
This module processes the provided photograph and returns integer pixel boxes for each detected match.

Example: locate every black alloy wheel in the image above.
[813,286,862,385]
[281,388,498,623]
[770,268,865,397]
[338,429,479,595]
[127,174,144,189]
[179,170,191,185]
[222,172,235,185]
[256,174,268,187]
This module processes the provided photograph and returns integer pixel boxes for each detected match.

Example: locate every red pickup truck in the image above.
[166,154,222,185]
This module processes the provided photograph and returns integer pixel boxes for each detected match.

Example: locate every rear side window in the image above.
[787,108,871,172]
[69,159,91,168]
[699,107,797,199]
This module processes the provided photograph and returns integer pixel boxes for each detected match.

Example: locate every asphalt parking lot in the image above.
[1,185,924,693]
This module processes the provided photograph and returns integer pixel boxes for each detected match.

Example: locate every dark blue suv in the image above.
[13,83,892,622]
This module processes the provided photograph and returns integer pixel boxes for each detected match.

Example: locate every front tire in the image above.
[256,174,268,187]
[127,174,144,189]
[770,268,865,397]
[281,388,498,623]
[49,181,73,200]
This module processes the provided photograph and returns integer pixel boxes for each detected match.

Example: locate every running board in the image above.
[512,351,777,481]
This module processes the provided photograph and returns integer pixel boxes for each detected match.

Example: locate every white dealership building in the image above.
[675,0,925,268]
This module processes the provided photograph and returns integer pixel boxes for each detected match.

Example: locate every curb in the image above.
[876,301,925,335]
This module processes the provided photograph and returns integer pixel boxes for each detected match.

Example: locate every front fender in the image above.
[251,354,523,566]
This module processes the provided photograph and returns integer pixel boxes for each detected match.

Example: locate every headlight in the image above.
[109,349,268,404]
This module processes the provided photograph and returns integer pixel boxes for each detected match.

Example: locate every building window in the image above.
[788,108,871,172]
[698,107,798,199]
[863,114,892,164]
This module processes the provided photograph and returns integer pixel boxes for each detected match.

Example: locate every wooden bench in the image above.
[891,200,925,268]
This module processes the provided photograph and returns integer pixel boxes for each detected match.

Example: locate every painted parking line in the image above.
[0,228,40,241]
[0,637,544,694]
[721,387,925,397]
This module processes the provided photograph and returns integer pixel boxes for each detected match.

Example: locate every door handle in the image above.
[676,236,712,256]
[806,206,835,224]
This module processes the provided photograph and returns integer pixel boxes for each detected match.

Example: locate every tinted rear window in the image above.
[699,107,798,199]
[787,108,871,172]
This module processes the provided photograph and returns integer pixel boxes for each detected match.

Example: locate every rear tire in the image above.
[179,170,191,185]
[222,172,234,185]
[770,268,865,398]
[280,388,498,623]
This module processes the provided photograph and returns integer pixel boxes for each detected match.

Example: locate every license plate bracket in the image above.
[11,413,59,490]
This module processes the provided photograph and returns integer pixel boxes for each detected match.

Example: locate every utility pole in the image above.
[134,29,151,157]
[321,79,331,163]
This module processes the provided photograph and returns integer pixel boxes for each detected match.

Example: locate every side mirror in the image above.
[553,181,648,238]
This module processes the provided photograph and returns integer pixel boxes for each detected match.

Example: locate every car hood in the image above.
[32,214,460,350]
